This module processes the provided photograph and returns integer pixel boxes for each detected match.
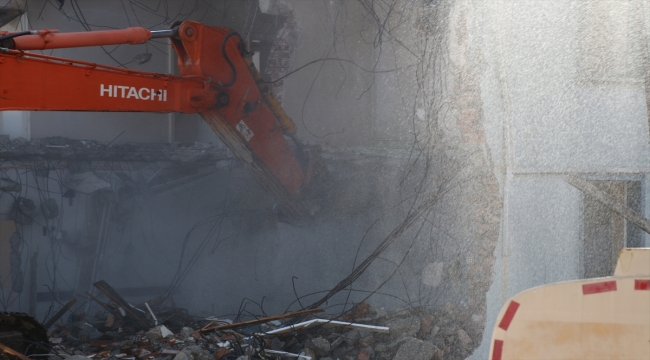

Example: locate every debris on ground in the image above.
[1,283,479,360]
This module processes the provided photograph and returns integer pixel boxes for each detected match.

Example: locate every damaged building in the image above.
[1,0,649,359]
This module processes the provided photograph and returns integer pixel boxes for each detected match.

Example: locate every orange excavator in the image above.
[0,21,322,221]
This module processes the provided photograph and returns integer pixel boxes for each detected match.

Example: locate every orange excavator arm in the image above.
[0,22,318,221]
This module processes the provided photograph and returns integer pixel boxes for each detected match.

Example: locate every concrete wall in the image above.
[503,0,649,172]
[470,0,650,358]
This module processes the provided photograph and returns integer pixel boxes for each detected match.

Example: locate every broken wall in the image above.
[1,1,506,358]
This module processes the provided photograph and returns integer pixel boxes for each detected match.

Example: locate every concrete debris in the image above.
[359,335,375,348]
[357,349,372,360]
[301,347,316,360]
[139,349,152,357]
[342,329,361,346]
[306,336,330,355]
[385,316,421,339]
[31,301,475,360]
[145,325,174,342]
[179,327,193,340]
[387,335,414,350]
[173,352,189,360]
[343,301,371,321]
[180,345,211,360]
[432,348,445,360]
[457,328,472,345]
[420,315,432,335]
[328,335,343,351]
[374,342,389,355]
[66,356,92,360]
[264,350,311,359]
[430,325,440,338]
[393,338,437,360]
[471,314,484,323]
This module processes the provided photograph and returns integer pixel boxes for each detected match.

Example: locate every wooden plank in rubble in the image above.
[93,280,150,329]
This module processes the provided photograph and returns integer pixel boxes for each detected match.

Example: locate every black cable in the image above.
[262,57,409,85]
[219,32,247,87]
[0,30,33,43]
[305,197,434,311]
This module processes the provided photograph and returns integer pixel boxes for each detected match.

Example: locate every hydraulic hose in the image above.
[0,30,38,48]
[219,31,249,87]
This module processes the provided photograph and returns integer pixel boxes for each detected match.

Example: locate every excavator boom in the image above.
[0,50,206,113]
[0,22,319,221]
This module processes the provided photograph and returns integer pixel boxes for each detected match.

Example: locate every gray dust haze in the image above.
[1,1,649,359]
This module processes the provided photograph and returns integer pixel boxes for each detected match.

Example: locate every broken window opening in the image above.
[583,179,643,279]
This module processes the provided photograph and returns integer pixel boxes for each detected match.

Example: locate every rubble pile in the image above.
[1,281,481,360]
[37,295,478,360]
